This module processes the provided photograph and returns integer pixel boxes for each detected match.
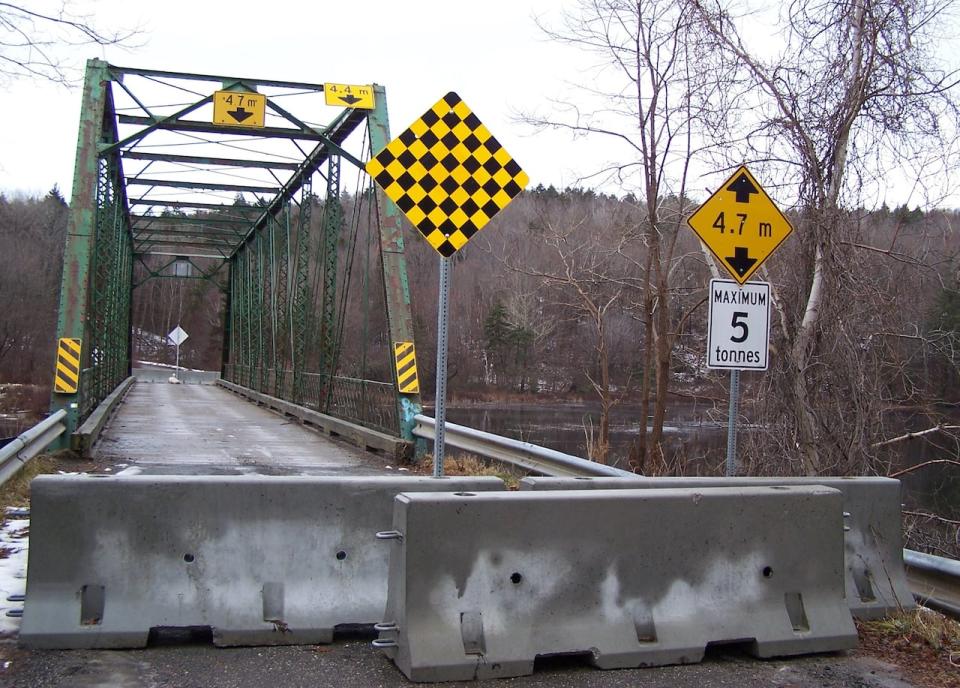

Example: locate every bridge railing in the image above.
[223,365,399,436]
[0,410,67,487]
[412,414,635,478]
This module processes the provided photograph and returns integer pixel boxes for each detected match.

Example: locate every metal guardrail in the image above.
[412,414,636,478]
[0,410,67,488]
[903,548,960,618]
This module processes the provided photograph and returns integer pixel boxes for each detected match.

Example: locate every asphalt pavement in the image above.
[1,635,916,688]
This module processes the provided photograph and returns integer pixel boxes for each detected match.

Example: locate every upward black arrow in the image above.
[339,94,362,105]
[726,247,757,278]
[727,173,759,203]
[227,107,253,123]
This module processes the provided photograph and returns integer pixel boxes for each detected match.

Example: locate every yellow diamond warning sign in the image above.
[686,166,794,284]
[213,90,266,128]
[366,92,529,257]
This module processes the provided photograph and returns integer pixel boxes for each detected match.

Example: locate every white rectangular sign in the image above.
[167,326,189,346]
[707,279,770,370]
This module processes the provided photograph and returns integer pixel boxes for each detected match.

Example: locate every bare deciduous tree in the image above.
[0,2,139,85]
[692,0,960,475]
[523,0,725,470]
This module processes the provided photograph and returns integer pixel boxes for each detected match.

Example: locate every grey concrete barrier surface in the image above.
[376,486,858,682]
[20,475,504,649]
[521,476,913,620]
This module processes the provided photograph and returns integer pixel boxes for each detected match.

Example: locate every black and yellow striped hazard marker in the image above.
[394,341,419,394]
[54,338,82,394]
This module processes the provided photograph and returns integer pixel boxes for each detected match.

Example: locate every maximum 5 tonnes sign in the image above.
[707,279,771,371]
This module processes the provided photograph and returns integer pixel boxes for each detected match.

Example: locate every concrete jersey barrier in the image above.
[376,486,858,682]
[521,476,913,620]
[20,475,504,649]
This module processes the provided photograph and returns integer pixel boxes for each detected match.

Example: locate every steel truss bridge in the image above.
[50,60,421,446]
[3,59,954,687]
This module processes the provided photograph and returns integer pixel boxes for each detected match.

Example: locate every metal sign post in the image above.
[726,370,740,476]
[365,91,529,475]
[687,165,791,477]
[433,257,452,477]
[167,326,189,382]
[705,278,770,477]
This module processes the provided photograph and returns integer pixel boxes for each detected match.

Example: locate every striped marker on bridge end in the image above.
[54,338,82,394]
[394,341,419,394]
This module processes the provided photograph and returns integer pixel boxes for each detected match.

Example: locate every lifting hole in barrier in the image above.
[762,566,773,578]
[336,550,347,561]
[510,572,523,585]
[453,492,476,497]
[147,626,214,647]
[80,584,104,626]
[533,651,595,672]
[183,553,195,563]
[785,592,810,632]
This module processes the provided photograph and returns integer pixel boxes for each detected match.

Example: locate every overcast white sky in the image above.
[0,0,612,200]
[0,0,957,208]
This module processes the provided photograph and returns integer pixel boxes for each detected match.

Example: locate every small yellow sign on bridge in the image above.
[324,83,375,110]
[213,91,266,128]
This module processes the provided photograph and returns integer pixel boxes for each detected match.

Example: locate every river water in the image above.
[443,402,960,530]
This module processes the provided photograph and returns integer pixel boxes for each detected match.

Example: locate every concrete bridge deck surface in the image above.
[93,375,394,476]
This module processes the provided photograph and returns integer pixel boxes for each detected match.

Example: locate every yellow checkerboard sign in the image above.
[366,92,529,257]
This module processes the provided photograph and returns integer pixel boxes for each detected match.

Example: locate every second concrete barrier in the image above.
[521,476,913,619]
[376,486,857,681]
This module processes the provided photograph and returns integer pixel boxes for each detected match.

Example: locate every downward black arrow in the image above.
[726,247,757,277]
[339,94,362,105]
[228,107,253,123]
[727,173,758,203]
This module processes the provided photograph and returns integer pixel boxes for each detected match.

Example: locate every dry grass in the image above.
[0,450,80,511]
[413,452,523,490]
[858,608,960,688]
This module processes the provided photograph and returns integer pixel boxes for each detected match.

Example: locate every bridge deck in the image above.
[93,378,393,476]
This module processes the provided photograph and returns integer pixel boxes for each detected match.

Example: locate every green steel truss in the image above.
[51,60,422,445]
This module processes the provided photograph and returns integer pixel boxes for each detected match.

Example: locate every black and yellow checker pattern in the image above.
[366,92,529,257]
[394,341,419,394]
[54,338,82,394]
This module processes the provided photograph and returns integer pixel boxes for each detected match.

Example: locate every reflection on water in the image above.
[443,402,960,524]
[445,402,728,473]
[889,409,960,523]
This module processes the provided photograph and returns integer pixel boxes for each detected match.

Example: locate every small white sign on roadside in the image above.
[707,279,770,370]
[167,326,189,347]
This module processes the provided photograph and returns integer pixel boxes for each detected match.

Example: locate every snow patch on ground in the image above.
[0,513,29,637]
[135,359,205,372]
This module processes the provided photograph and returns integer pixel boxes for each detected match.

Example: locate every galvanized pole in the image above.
[433,256,452,477]
[726,369,740,476]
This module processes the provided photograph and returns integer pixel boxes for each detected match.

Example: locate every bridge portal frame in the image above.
[50,60,422,448]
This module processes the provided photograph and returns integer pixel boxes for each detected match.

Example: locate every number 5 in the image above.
[731,312,748,343]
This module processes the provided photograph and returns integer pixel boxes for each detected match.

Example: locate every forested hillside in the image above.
[4,187,959,460]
